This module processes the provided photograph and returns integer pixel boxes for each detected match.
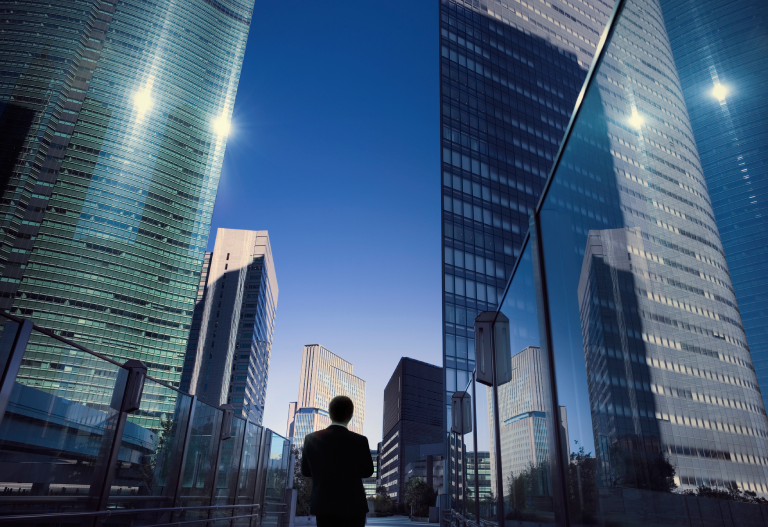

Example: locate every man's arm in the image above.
[300,438,312,477]
[359,436,374,478]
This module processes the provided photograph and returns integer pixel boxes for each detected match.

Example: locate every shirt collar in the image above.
[330,422,348,429]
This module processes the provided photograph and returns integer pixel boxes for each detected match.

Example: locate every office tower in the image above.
[487,346,550,496]
[287,344,366,446]
[404,456,446,495]
[363,449,379,498]
[184,229,278,424]
[286,401,298,439]
[531,0,768,497]
[465,452,491,502]
[658,0,768,408]
[439,0,611,434]
[0,1,253,401]
[380,358,444,501]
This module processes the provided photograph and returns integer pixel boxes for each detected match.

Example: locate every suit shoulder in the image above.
[347,430,370,445]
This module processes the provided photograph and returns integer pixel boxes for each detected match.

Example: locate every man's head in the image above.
[328,395,354,425]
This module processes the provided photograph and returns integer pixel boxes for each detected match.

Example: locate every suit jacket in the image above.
[300,425,374,516]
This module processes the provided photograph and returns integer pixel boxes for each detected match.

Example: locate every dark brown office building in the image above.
[380,358,444,502]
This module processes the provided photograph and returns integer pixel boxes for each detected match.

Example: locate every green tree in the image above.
[373,485,394,515]
[291,445,313,516]
[403,478,438,517]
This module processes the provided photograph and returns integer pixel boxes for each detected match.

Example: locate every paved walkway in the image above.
[294,516,432,526]
[366,516,432,526]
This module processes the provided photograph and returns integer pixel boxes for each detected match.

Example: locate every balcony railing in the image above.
[0,310,291,526]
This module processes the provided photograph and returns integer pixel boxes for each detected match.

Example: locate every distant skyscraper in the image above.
[286,401,298,438]
[439,0,611,435]
[380,358,444,501]
[659,0,768,409]
[184,229,278,424]
[287,344,366,445]
[0,0,253,425]
[363,449,379,498]
[487,346,550,496]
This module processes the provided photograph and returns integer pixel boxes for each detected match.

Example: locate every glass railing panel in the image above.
[0,324,125,518]
[0,313,18,377]
[177,398,223,524]
[262,431,290,526]
[232,421,263,527]
[493,240,556,525]
[534,0,768,523]
[211,415,247,524]
[102,377,193,526]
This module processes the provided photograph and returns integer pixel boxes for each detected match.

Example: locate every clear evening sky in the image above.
[207,1,441,446]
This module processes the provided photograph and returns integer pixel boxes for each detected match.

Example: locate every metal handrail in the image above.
[0,309,181,393]
[0,502,261,523]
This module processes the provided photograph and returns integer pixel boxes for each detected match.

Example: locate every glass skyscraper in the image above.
[0,0,252,410]
[464,0,768,521]
[439,0,610,458]
[659,0,768,409]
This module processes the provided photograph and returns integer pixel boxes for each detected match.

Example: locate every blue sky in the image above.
[208,1,441,445]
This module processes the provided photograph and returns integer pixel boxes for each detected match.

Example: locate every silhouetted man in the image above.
[301,395,374,527]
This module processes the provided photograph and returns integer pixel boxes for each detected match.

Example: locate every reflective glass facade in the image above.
[439,0,611,434]
[0,0,252,426]
[455,0,768,524]
[659,0,768,409]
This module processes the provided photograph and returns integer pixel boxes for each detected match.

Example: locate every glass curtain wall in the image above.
[465,0,768,524]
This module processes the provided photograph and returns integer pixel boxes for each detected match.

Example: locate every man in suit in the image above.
[301,395,374,527]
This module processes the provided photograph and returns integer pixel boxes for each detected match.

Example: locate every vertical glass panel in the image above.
[0,327,124,517]
[233,421,263,527]
[211,416,247,524]
[104,379,193,526]
[177,399,223,523]
[535,0,768,523]
[262,431,290,524]
[494,241,554,524]
[464,370,494,522]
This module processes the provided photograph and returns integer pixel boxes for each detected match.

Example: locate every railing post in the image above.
[91,359,147,526]
[0,319,32,427]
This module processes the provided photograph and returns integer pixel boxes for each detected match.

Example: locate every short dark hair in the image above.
[328,395,354,423]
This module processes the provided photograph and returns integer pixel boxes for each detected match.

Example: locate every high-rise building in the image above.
[286,401,298,438]
[487,346,550,494]
[363,449,379,498]
[380,358,444,501]
[0,0,253,425]
[439,0,611,436]
[465,451,491,503]
[287,344,366,446]
[183,229,278,424]
[658,0,768,409]
[534,0,768,497]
